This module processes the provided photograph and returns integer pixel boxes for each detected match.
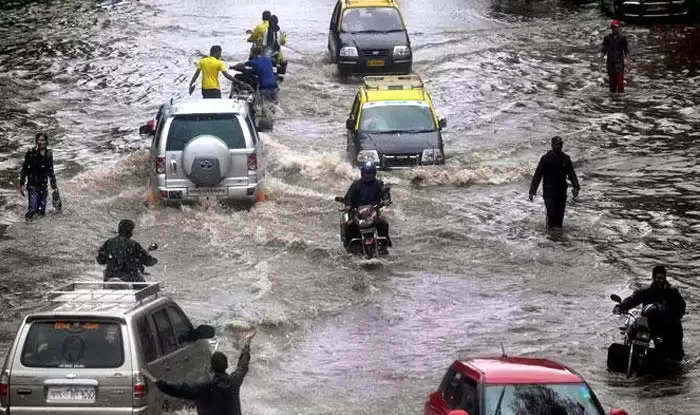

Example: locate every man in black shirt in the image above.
[343,162,391,248]
[19,132,58,219]
[97,219,158,282]
[614,265,686,360]
[600,19,631,93]
[142,329,256,415]
[529,136,580,229]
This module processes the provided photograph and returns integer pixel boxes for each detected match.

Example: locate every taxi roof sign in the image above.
[362,74,424,91]
[345,0,398,7]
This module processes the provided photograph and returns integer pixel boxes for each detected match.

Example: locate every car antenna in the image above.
[500,342,507,358]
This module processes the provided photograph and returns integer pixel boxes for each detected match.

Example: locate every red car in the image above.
[424,356,629,415]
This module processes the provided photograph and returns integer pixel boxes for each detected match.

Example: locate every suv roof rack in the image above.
[47,281,161,305]
[363,74,423,91]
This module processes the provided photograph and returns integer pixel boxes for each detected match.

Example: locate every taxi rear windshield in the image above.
[166,114,246,151]
[21,321,124,368]
[342,7,403,32]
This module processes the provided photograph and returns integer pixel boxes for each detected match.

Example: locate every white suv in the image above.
[142,98,265,205]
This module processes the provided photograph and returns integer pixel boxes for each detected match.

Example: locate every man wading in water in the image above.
[19,132,59,219]
[600,19,631,94]
[529,136,580,230]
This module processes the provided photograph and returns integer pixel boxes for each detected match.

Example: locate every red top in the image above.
[456,357,584,384]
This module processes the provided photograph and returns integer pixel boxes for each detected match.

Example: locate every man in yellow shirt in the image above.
[188,45,235,98]
[247,10,271,55]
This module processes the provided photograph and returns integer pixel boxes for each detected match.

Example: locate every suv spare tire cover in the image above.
[183,135,232,187]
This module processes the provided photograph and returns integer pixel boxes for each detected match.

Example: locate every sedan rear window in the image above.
[166,114,246,151]
[484,383,603,415]
[21,321,124,368]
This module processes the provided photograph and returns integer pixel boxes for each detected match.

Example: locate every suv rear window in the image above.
[21,321,124,368]
[166,114,246,151]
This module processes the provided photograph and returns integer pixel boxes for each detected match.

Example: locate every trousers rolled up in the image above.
[608,70,624,93]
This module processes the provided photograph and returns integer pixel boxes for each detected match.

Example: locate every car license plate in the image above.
[47,386,96,402]
[367,59,385,67]
[188,187,227,196]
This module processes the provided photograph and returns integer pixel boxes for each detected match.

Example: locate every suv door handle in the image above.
[183,356,190,362]
[17,388,32,395]
[164,365,172,372]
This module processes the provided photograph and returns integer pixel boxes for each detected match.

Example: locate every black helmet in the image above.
[551,135,563,146]
[262,10,271,21]
[118,219,135,238]
[360,161,376,182]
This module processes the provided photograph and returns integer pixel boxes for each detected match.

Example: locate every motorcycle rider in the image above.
[97,219,158,282]
[247,10,271,52]
[343,162,391,251]
[613,265,686,361]
[262,15,287,73]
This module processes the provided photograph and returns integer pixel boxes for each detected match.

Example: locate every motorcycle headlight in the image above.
[637,331,650,341]
[393,45,411,58]
[358,218,372,227]
[357,150,379,164]
[340,46,359,58]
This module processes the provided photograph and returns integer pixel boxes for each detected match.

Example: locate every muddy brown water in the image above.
[1,0,699,413]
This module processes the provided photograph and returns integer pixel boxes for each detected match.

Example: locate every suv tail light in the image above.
[0,370,9,400]
[155,156,166,174]
[247,153,257,171]
[133,372,148,399]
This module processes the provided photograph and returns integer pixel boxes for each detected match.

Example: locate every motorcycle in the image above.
[229,63,280,132]
[334,192,391,259]
[607,294,661,377]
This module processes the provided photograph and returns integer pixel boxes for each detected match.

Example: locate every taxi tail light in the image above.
[133,372,148,399]
[155,156,166,174]
[247,154,257,171]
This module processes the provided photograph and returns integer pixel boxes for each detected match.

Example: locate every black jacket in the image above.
[20,148,57,189]
[96,236,158,282]
[156,346,250,415]
[602,33,629,73]
[619,282,686,322]
[529,150,580,198]
[344,178,385,208]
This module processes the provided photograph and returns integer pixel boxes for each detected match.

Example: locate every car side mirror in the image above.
[139,120,155,136]
[346,118,355,130]
[193,324,215,340]
[609,409,628,415]
[610,294,622,303]
[438,118,447,129]
[448,410,471,415]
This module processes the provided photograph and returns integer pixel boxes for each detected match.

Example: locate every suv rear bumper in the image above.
[4,407,138,414]
[618,0,691,17]
[157,184,259,202]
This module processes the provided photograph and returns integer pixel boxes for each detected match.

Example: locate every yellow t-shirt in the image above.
[248,21,269,47]
[196,56,227,90]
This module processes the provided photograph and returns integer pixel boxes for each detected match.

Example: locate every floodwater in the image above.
[1,0,699,413]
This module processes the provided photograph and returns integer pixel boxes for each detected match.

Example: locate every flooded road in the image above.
[1,0,699,413]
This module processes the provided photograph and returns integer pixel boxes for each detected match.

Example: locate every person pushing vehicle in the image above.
[189,45,236,98]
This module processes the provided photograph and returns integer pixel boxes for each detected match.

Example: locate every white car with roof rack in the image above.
[0,281,216,414]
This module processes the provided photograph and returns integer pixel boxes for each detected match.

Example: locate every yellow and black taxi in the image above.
[345,75,447,168]
[328,0,412,76]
